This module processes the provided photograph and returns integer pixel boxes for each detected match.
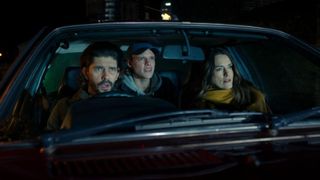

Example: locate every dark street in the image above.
[0,0,86,45]
[0,0,319,46]
[0,1,320,179]
[0,0,319,72]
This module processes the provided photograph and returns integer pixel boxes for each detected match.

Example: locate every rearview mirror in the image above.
[162,45,205,61]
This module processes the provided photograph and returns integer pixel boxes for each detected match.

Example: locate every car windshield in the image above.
[0,22,320,141]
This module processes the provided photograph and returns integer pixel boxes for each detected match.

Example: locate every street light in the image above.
[164,2,171,6]
[161,0,178,21]
[161,12,172,21]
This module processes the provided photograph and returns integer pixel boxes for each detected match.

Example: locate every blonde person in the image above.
[197,48,270,113]
[116,42,178,105]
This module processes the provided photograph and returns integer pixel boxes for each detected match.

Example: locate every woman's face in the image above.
[211,54,234,89]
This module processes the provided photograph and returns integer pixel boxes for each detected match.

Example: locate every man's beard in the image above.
[97,80,113,92]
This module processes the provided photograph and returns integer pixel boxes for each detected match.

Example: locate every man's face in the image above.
[128,49,155,79]
[83,56,119,95]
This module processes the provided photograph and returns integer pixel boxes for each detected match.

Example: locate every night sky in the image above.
[0,0,318,47]
[0,0,318,71]
[0,0,86,46]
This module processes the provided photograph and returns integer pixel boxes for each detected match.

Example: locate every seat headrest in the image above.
[159,70,180,90]
[63,66,81,91]
[57,66,81,99]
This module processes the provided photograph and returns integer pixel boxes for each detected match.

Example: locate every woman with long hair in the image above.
[198,48,270,113]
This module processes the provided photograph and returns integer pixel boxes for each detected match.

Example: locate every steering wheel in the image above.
[94,91,134,98]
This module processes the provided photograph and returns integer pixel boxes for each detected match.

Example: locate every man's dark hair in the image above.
[80,41,124,69]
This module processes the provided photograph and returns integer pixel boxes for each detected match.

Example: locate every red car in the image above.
[0,21,320,179]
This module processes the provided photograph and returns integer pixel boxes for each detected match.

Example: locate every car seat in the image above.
[159,70,181,91]
[57,66,81,99]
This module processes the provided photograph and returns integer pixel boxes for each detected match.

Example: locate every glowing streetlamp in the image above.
[161,0,178,21]
[161,12,172,21]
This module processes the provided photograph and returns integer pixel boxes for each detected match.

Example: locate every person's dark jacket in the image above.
[46,88,90,131]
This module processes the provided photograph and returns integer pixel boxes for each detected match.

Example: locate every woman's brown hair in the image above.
[199,48,256,110]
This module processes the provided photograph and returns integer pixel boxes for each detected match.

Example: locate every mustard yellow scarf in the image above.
[201,88,269,113]
[202,89,233,104]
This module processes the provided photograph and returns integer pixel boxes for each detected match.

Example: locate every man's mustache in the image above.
[98,80,113,87]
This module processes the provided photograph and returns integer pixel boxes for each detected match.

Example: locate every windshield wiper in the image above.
[41,109,261,147]
[270,106,320,129]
